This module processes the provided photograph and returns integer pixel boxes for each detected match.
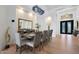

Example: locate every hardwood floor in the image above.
[39,34,79,54]
[0,44,16,54]
[0,34,79,54]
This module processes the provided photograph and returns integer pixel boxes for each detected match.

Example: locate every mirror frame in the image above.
[18,18,33,30]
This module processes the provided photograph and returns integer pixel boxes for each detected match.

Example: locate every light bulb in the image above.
[47,16,52,20]
[28,12,33,18]
[46,16,52,25]
[18,8,24,13]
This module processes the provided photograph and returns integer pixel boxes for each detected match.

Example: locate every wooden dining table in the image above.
[21,33,36,40]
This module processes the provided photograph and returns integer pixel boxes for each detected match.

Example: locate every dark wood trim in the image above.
[18,18,32,22]
[18,18,33,31]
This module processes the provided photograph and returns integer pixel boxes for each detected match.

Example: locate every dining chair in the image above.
[40,31,47,48]
[45,31,49,41]
[26,32,42,53]
[49,30,53,39]
[41,31,46,42]
[15,33,26,53]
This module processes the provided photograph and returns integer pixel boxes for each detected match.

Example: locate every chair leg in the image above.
[41,42,43,49]
[16,45,19,53]
[32,47,35,53]
[16,45,22,54]
[19,47,22,54]
[19,47,21,54]
[36,44,40,51]
[16,45,17,52]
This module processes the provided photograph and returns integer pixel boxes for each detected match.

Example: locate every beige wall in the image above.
[0,6,8,49]
[16,7,37,30]
[6,5,16,44]
[0,5,16,50]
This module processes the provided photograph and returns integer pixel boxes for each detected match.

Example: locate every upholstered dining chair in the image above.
[40,31,47,48]
[41,31,46,42]
[25,32,42,53]
[49,30,53,39]
[15,33,26,53]
[45,31,49,41]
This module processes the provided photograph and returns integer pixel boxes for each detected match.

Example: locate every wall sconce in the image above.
[28,12,33,18]
[28,12,34,21]
[46,16,52,30]
[46,16,52,26]
[18,8,24,13]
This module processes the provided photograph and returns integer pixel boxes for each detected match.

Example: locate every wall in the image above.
[0,6,8,49]
[16,7,37,30]
[6,5,16,44]
[0,5,16,50]
[75,6,79,30]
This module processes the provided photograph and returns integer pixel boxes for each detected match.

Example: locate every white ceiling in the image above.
[21,5,76,11]
[17,5,78,15]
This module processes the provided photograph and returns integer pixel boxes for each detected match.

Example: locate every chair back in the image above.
[15,33,21,47]
[42,31,47,42]
[45,30,49,40]
[34,32,42,47]
[49,30,53,37]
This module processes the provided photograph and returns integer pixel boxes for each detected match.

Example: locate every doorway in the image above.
[60,20,74,34]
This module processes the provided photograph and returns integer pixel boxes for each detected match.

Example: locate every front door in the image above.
[60,20,74,34]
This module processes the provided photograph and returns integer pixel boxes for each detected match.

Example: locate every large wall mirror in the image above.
[18,18,33,30]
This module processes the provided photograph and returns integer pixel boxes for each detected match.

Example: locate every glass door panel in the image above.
[66,20,73,34]
[62,22,65,33]
[60,21,66,34]
[60,20,73,34]
[67,22,72,33]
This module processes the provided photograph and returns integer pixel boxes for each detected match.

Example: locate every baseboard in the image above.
[52,34,56,37]
[52,34,60,37]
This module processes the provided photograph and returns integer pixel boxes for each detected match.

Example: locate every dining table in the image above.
[21,33,36,41]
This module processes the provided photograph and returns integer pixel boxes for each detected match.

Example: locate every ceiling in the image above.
[21,5,76,11]
[17,5,78,15]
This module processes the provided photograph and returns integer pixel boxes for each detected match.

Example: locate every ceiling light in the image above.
[28,12,33,18]
[18,8,24,13]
